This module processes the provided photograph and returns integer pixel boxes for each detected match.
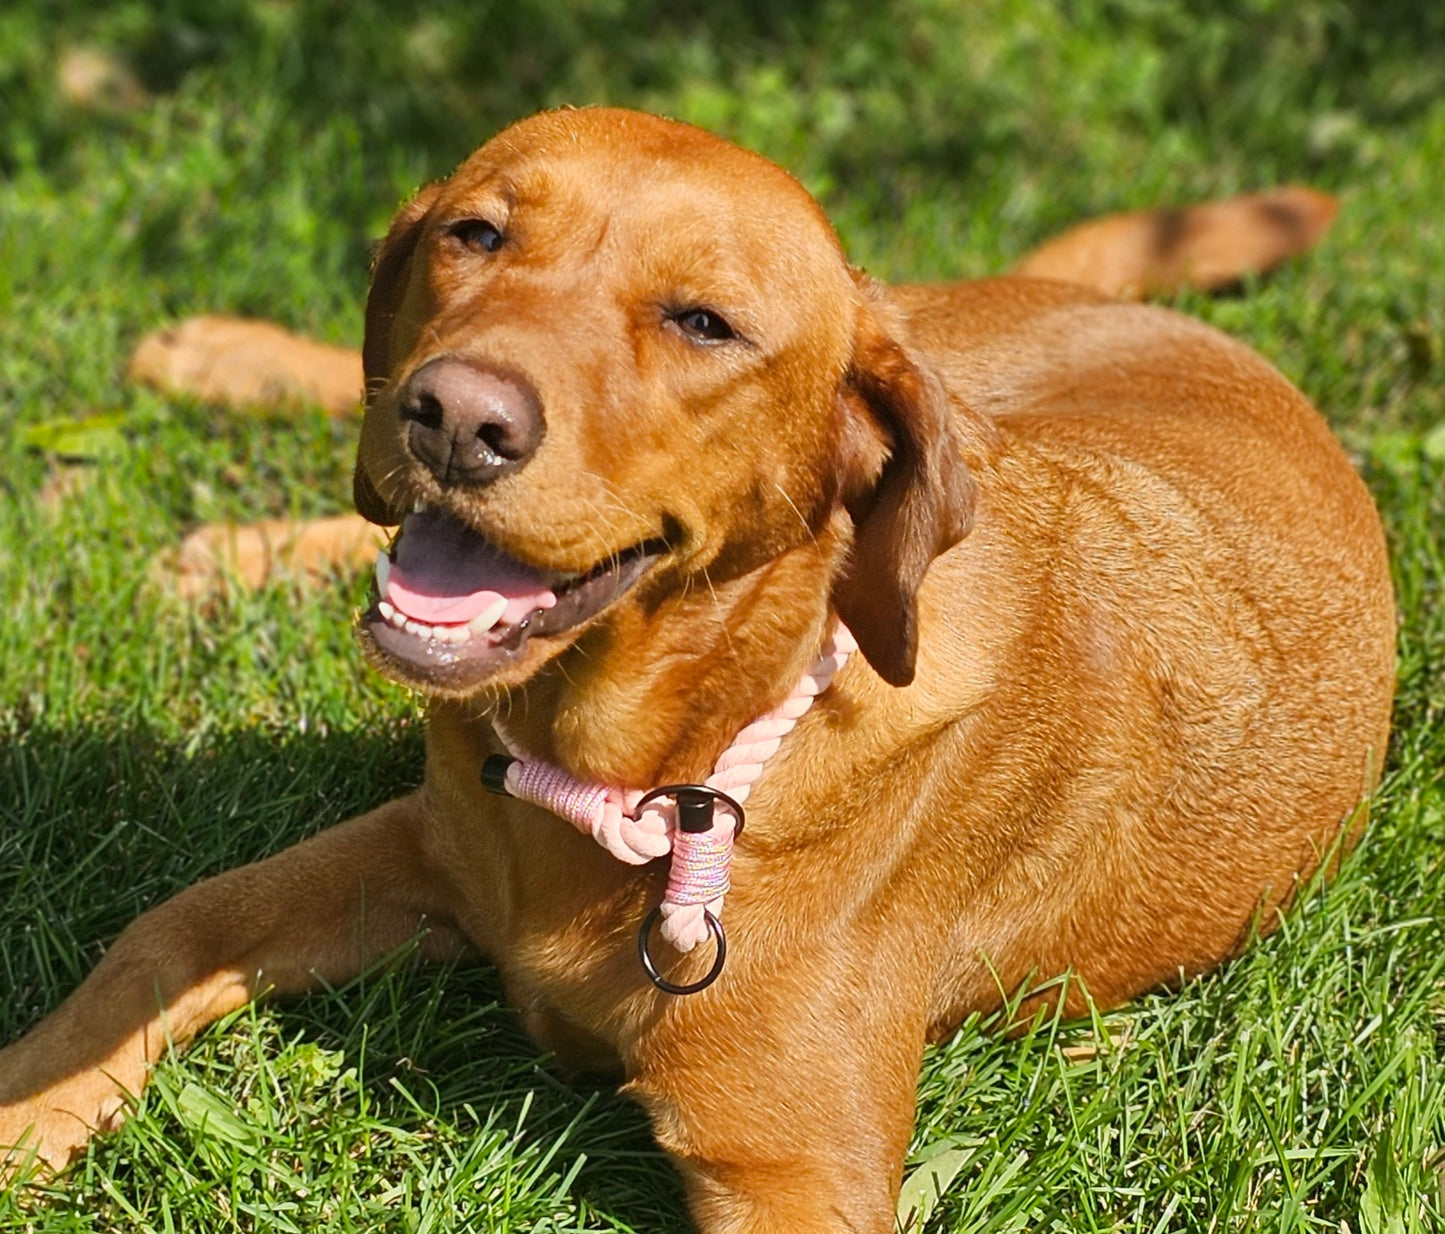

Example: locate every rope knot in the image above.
[483,622,854,978]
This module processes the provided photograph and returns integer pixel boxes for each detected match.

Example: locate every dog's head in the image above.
[355,107,974,697]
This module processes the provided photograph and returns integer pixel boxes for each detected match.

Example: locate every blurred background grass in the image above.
[1,1,1442,1230]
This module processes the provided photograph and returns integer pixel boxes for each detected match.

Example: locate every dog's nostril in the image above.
[397,357,545,485]
[403,391,445,431]
[478,420,526,462]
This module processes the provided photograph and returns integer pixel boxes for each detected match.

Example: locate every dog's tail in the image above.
[1013,187,1338,299]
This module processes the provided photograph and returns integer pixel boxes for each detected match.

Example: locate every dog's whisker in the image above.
[773,483,816,543]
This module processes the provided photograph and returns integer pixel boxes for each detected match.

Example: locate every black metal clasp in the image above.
[480,754,516,795]
[634,782,745,836]
[481,761,741,997]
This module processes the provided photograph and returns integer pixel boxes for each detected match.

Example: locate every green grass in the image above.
[2,0,1444,1229]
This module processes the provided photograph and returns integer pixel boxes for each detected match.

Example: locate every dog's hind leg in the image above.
[129,316,363,416]
[1013,186,1338,298]
[154,511,387,600]
[0,793,468,1180]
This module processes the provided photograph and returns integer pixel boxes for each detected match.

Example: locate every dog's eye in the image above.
[671,308,736,344]
[449,219,505,254]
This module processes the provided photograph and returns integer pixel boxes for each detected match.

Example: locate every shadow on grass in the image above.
[9,0,1445,210]
[0,717,684,1228]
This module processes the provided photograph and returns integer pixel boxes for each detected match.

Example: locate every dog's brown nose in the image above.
[398,358,544,486]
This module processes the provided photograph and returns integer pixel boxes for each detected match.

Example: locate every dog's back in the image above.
[870,277,1394,1021]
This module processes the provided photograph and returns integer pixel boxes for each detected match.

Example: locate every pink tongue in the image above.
[384,510,558,625]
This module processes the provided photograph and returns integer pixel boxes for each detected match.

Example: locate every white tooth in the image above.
[387,606,408,630]
[378,599,396,620]
[375,552,391,593]
[412,499,426,514]
[440,624,471,644]
[404,618,425,637]
[468,597,509,634]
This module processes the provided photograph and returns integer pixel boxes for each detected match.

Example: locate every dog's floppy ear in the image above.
[833,307,975,687]
[362,182,443,393]
[355,183,442,524]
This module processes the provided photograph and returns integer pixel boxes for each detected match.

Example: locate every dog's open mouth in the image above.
[360,507,666,687]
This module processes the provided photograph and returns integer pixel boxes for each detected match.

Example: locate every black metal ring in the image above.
[637,906,726,995]
[633,783,746,837]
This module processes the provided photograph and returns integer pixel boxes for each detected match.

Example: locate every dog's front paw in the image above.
[151,514,387,601]
[0,1021,146,1185]
[0,1075,131,1183]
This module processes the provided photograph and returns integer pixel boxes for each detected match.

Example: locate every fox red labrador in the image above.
[0,108,1394,1232]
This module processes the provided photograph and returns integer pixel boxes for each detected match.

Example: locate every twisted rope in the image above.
[496,622,856,951]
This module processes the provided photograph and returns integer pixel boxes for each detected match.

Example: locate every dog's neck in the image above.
[488,522,850,788]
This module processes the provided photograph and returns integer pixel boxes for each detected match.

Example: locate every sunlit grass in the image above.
[2,1,1442,1229]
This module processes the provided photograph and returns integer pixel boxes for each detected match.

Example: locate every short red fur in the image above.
[2,109,1391,1233]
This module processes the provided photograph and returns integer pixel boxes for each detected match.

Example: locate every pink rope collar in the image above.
[485,623,857,958]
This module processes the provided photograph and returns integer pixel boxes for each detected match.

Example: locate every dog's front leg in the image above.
[0,793,469,1178]
[630,1011,926,1234]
